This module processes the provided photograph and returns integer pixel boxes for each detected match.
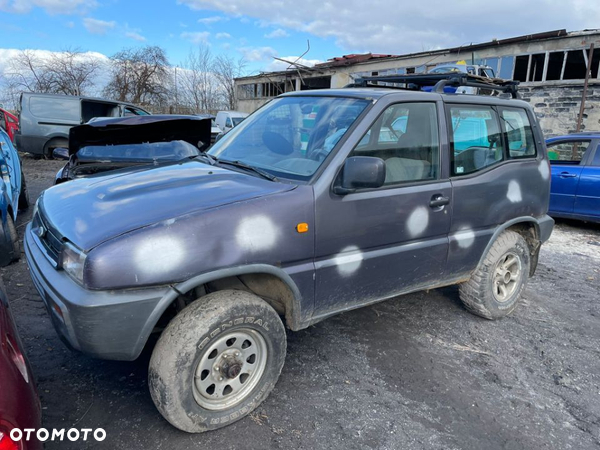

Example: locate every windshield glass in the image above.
[208,96,370,181]
[430,66,464,74]
[77,140,200,162]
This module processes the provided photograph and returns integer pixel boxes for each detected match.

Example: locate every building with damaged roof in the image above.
[234,29,600,136]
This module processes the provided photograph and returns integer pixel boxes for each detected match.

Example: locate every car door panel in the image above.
[548,139,591,215]
[574,140,600,219]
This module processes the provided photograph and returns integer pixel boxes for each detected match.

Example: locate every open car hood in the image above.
[68,115,212,156]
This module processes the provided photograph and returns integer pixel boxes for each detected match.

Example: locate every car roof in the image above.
[281,87,531,108]
[547,132,600,141]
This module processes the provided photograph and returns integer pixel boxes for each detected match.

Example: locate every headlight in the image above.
[60,242,87,285]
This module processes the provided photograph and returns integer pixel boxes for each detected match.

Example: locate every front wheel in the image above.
[459,230,530,319]
[149,290,287,433]
[18,171,30,210]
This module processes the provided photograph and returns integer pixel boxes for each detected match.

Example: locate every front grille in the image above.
[31,210,62,265]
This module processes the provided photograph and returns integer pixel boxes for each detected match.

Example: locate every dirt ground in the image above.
[2,155,600,450]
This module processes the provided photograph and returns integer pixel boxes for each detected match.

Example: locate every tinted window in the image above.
[449,105,504,176]
[30,96,80,121]
[232,117,245,126]
[209,96,370,181]
[500,108,536,158]
[547,140,590,164]
[351,102,439,185]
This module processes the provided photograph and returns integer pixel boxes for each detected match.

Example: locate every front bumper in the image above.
[24,224,174,360]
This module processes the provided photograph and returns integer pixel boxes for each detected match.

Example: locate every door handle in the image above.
[430,195,450,208]
[559,172,577,178]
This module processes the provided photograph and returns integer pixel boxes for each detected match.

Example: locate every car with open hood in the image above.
[53,114,212,183]
[25,73,553,434]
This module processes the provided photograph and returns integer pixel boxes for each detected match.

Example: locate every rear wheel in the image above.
[459,230,530,319]
[3,214,20,263]
[149,290,286,433]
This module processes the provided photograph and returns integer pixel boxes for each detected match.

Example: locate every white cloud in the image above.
[178,0,600,53]
[265,56,321,72]
[125,31,146,42]
[239,46,278,62]
[197,16,228,25]
[264,28,289,39]
[216,32,231,39]
[0,0,92,14]
[83,17,116,35]
[180,31,211,44]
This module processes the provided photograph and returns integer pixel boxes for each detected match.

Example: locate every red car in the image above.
[0,277,41,450]
[0,109,19,144]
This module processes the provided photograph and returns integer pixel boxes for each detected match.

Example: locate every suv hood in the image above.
[69,116,212,155]
[41,160,295,251]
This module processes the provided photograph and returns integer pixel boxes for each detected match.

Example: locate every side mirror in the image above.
[334,156,385,194]
[52,147,69,160]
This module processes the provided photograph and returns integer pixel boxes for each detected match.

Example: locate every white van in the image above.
[215,111,248,133]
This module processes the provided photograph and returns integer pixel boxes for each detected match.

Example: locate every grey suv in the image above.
[25,78,554,433]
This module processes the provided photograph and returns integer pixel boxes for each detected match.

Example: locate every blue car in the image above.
[0,128,29,266]
[547,133,600,223]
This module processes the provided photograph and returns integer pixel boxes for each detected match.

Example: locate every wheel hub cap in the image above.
[193,329,267,411]
[493,252,522,303]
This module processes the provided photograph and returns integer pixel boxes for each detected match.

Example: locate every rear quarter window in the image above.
[499,107,536,158]
[29,96,79,122]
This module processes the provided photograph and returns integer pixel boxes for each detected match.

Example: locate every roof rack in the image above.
[346,73,520,98]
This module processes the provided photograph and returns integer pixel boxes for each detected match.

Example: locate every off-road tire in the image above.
[148,290,287,433]
[18,171,30,210]
[4,214,20,263]
[459,230,530,319]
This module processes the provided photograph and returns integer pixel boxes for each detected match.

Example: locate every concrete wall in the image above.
[520,81,600,137]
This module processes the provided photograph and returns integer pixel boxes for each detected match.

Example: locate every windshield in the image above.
[208,96,370,181]
[430,66,464,74]
[77,140,200,162]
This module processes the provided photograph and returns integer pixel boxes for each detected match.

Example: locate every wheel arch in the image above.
[135,264,304,359]
[478,217,542,277]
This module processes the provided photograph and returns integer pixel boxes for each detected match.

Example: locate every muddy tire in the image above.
[18,171,30,210]
[148,290,286,433]
[459,230,530,319]
[4,214,20,263]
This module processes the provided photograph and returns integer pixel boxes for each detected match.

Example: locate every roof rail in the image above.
[346,73,520,98]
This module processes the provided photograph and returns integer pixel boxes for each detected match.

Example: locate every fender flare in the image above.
[475,215,553,273]
[131,264,304,359]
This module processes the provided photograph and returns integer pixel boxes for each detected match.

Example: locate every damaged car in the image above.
[25,74,553,434]
[53,115,212,183]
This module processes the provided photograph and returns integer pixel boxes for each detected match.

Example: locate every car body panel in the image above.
[0,108,19,143]
[0,129,23,266]
[547,134,600,222]
[26,87,553,361]
[0,278,42,450]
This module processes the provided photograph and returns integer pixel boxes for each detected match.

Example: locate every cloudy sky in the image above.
[0,0,599,75]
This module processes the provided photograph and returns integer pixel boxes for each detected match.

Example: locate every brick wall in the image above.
[519,82,600,137]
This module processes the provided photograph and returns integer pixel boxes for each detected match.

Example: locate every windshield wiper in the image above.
[217,159,278,181]
[194,151,217,165]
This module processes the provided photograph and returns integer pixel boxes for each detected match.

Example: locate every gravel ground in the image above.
[2,155,600,450]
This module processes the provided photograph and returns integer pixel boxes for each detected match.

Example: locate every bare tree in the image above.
[213,55,247,110]
[103,46,171,107]
[45,50,101,96]
[6,50,54,93]
[179,45,220,113]
[6,49,101,96]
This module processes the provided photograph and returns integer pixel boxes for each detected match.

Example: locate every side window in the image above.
[449,105,504,176]
[500,107,536,158]
[547,140,591,164]
[351,102,439,185]
[226,117,233,128]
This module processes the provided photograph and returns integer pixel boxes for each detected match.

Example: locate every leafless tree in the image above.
[6,50,54,93]
[6,49,101,96]
[103,46,172,107]
[213,55,247,110]
[44,50,101,96]
[178,45,220,113]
